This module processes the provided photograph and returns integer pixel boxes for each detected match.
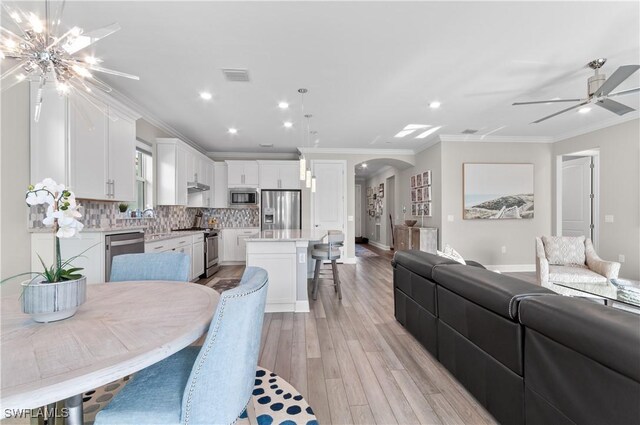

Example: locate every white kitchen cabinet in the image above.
[30,84,69,186]
[258,161,300,189]
[68,94,108,199]
[226,161,259,187]
[108,108,136,201]
[192,241,204,278]
[213,162,228,208]
[31,232,105,285]
[220,228,260,262]
[30,81,138,201]
[156,139,189,205]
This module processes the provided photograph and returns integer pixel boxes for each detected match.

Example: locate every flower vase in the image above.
[21,276,87,323]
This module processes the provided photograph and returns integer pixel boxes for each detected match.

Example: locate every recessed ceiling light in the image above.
[200,92,212,100]
[415,126,442,139]
[429,101,441,109]
[283,121,293,128]
[361,163,368,168]
[578,107,591,114]
[278,102,289,109]
[228,128,238,134]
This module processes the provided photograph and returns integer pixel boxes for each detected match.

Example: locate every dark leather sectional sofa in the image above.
[392,250,640,425]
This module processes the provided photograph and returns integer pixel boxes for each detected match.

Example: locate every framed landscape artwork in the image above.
[463,163,534,219]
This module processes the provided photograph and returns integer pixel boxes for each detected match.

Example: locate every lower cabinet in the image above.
[220,228,260,263]
[145,234,204,281]
[31,232,105,285]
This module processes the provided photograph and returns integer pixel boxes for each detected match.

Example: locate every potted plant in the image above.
[118,203,129,213]
[16,178,87,322]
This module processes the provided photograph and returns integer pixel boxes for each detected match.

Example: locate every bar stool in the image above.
[311,231,344,300]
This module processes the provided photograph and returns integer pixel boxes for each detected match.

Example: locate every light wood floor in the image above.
[213,245,500,425]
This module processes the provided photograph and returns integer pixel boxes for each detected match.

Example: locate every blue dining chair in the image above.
[95,267,269,425]
[109,253,191,282]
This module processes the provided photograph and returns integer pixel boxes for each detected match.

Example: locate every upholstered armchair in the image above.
[535,236,620,293]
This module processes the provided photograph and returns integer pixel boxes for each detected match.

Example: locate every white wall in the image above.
[301,151,414,260]
[364,166,401,248]
[1,82,31,295]
[399,143,443,246]
[553,119,640,280]
[440,141,553,267]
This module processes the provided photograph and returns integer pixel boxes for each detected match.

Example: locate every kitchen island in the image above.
[246,229,327,312]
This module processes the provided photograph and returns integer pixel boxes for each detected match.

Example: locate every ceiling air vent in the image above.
[222,68,250,82]
[461,129,478,134]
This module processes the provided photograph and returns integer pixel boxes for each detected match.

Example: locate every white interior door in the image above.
[312,160,346,235]
[562,157,592,239]
[355,184,362,238]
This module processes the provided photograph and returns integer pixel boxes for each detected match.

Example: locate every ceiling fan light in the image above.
[578,107,591,114]
[306,169,312,188]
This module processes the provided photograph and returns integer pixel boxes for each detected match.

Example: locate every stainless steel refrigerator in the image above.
[261,190,302,230]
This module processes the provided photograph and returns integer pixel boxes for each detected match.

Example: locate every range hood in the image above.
[187,181,210,193]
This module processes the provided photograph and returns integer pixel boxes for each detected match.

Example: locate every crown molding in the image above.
[206,151,299,160]
[552,113,640,143]
[106,87,208,154]
[298,147,415,156]
[438,134,554,143]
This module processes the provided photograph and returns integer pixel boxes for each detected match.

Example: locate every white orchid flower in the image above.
[26,189,54,206]
[41,178,65,195]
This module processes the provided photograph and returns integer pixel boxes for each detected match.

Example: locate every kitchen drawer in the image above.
[193,233,205,243]
[145,235,193,252]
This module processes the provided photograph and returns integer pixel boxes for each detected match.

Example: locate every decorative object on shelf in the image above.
[118,203,128,213]
[0,0,139,122]
[378,183,384,198]
[404,220,417,227]
[463,163,534,219]
[4,178,88,323]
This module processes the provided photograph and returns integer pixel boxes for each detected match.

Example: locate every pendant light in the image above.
[304,113,313,188]
[298,88,308,181]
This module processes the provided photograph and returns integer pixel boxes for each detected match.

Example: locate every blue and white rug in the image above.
[243,367,318,425]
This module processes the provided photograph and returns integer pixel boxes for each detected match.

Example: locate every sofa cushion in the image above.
[519,295,640,382]
[432,264,555,320]
[392,250,458,280]
[548,265,607,283]
[541,236,586,266]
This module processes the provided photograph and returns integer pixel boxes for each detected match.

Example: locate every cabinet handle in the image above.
[154,245,165,250]
[111,179,115,197]
[195,172,198,183]
[106,180,110,197]
[178,240,187,244]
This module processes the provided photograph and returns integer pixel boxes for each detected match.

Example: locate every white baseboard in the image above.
[368,240,390,250]
[295,300,310,313]
[485,264,535,273]
[219,261,245,266]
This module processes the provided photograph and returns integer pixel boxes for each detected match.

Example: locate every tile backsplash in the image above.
[29,201,260,233]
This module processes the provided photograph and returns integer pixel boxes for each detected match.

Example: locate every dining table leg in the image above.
[64,394,84,425]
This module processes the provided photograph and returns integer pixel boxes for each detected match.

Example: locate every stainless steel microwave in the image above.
[229,188,259,206]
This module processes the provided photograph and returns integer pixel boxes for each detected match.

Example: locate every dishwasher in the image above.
[105,232,145,281]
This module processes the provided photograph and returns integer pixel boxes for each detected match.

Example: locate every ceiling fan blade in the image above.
[531,101,589,124]
[595,98,635,116]
[513,98,582,105]
[608,87,640,97]
[592,65,640,97]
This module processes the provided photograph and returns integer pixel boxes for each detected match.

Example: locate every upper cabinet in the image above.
[258,161,300,189]
[156,139,188,206]
[157,138,216,207]
[213,162,228,208]
[227,161,259,187]
[30,81,139,202]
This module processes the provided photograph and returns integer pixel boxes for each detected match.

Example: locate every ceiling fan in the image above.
[513,58,640,124]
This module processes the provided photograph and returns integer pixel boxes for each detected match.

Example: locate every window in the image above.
[130,146,153,212]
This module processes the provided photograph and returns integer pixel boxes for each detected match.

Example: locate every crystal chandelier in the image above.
[0,0,139,121]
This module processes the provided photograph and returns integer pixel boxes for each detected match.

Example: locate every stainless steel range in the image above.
[170,228,220,278]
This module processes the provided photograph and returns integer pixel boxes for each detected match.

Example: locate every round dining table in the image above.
[1,281,220,423]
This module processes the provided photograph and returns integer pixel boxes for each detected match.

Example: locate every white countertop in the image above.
[144,230,206,242]
[247,229,327,242]
[29,226,146,234]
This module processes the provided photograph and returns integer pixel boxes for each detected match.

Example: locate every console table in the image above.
[393,225,438,253]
